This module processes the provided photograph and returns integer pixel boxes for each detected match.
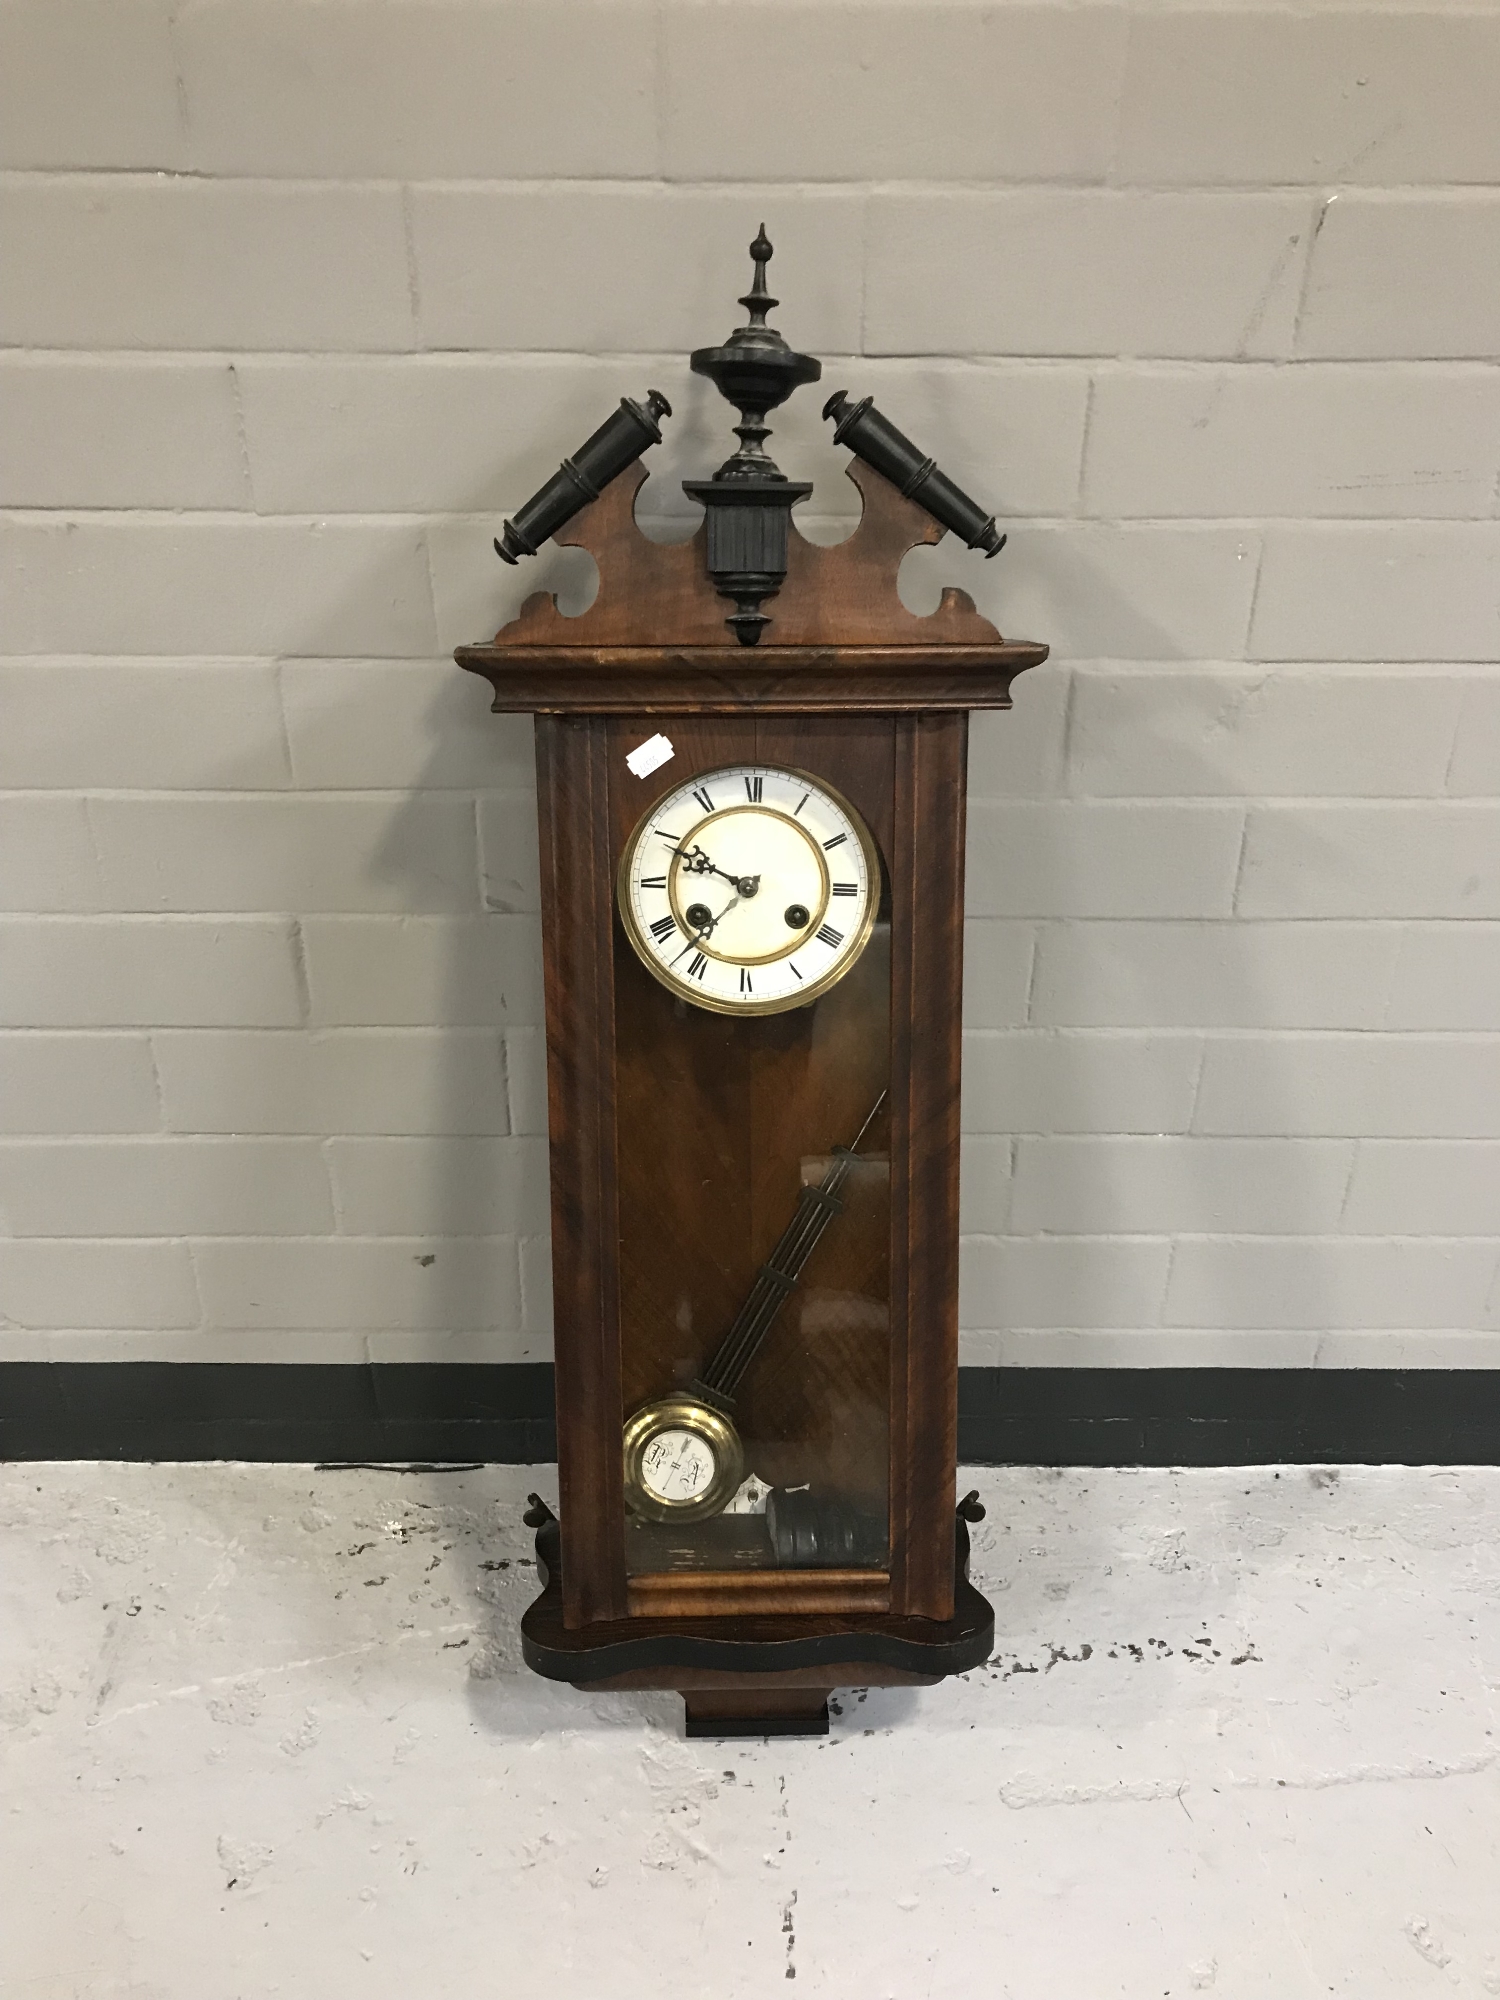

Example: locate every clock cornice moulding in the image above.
[457,462,1047,716]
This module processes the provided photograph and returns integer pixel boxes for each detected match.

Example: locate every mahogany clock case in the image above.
[458,245,1047,1727]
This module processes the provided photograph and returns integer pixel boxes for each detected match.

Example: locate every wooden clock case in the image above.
[458,457,1047,1737]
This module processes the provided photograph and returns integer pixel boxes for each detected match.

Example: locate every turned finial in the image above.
[738,226,778,328]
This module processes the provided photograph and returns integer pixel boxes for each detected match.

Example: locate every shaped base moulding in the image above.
[519,1573,993,1737]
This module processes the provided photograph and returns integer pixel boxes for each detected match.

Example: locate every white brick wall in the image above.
[2,0,1498,1370]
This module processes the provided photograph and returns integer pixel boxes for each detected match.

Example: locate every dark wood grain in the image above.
[627,1570,889,1619]
[681,1688,835,1735]
[520,1554,994,1688]
[599,1665,940,1694]
[887,714,969,1621]
[534,717,626,1626]
[456,645,1045,716]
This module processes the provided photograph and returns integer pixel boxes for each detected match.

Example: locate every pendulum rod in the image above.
[694,1091,887,1402]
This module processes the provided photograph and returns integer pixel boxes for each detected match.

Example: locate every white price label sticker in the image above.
[625,733,674,779]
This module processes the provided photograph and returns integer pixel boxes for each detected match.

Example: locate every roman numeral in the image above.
[793,792,808,816]
[657,830,682,848]
[648,915,676,943]
[640,874,666,890]
[687,952,708,981]
[816,924,844,948]
[831,882,857,897]
[691,786,714,813]
[789,963,803,980]
[744,773,763,803]
[739,968,753,995]
[822,832,847,850]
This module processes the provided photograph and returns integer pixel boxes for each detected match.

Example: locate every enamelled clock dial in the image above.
[618,764,880,1015]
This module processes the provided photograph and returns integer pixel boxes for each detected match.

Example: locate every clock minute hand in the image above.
[671,844,761,898]
[693,1090,889,1405]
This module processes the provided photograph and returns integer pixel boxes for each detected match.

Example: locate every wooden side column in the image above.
[535,716,626,1626]
[888,712,968,1621]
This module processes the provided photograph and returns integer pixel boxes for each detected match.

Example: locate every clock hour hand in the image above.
[670,893,738,962]
[670,844,761,899]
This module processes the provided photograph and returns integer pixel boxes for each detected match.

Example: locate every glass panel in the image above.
[613,863,891,1583]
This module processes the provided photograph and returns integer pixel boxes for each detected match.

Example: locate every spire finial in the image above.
[686,228,822,643]
[738,225,777,328]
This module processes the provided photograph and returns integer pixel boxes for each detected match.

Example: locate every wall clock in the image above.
[458,232,1048,1737]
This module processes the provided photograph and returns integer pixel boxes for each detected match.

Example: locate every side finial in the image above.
[493,389,671,565]
[823,389,1006,559]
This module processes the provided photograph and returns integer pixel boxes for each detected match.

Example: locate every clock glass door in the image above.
[610,723,894,1596]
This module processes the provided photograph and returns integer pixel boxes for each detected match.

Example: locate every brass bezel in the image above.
[622,1395,746,1524]
[617,763,881,1017]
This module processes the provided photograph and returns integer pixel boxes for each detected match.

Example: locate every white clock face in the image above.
[618,765,880,1014]
[639,1427,719,1506]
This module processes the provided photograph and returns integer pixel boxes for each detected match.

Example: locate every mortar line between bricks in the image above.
[10,509,1500,530]
[650,0,670,183]
[139,1023,516,1038]
[417,521,442,656]
[8,654,1497,674]
[146,1028,168,1135]
[287,919,312,1025]
[1484,1253,1500,1321]
[1022,926,1043,1029]
[0,786,537,801]
[856,190,871,358]
[11,1228,1493,1247]
[9,1232,541,1246]
[470,793,487,911]
[1074,375,1098,517]
[5,352,1499,375]
[226,359,257,512]
[1240,528,1270,662]
[961,1231,1500,1245]
[1291,191,1339,355]
[1228,808,1253,917]
[180,1236,207,1331]
[961,1025,1500,1037]
[1156,1237,1178,1327]
[271,661,298,786]
[114,1022,1500,1036]
[0,1137,547,1154]
[5,792,1496,808]
[1335,1141,1363,1231]
[996,917,1492,926]
[1056,664,1082,792]
[11,170,1500,196]
[1186,1033,1211,1133]
[398,183,423,346]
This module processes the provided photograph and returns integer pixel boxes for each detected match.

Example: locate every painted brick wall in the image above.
[2,0,1498,1370]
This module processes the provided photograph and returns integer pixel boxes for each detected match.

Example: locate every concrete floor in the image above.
[2,1464,1498,2000]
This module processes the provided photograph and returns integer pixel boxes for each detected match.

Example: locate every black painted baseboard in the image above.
[2,1362,1498,1466]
